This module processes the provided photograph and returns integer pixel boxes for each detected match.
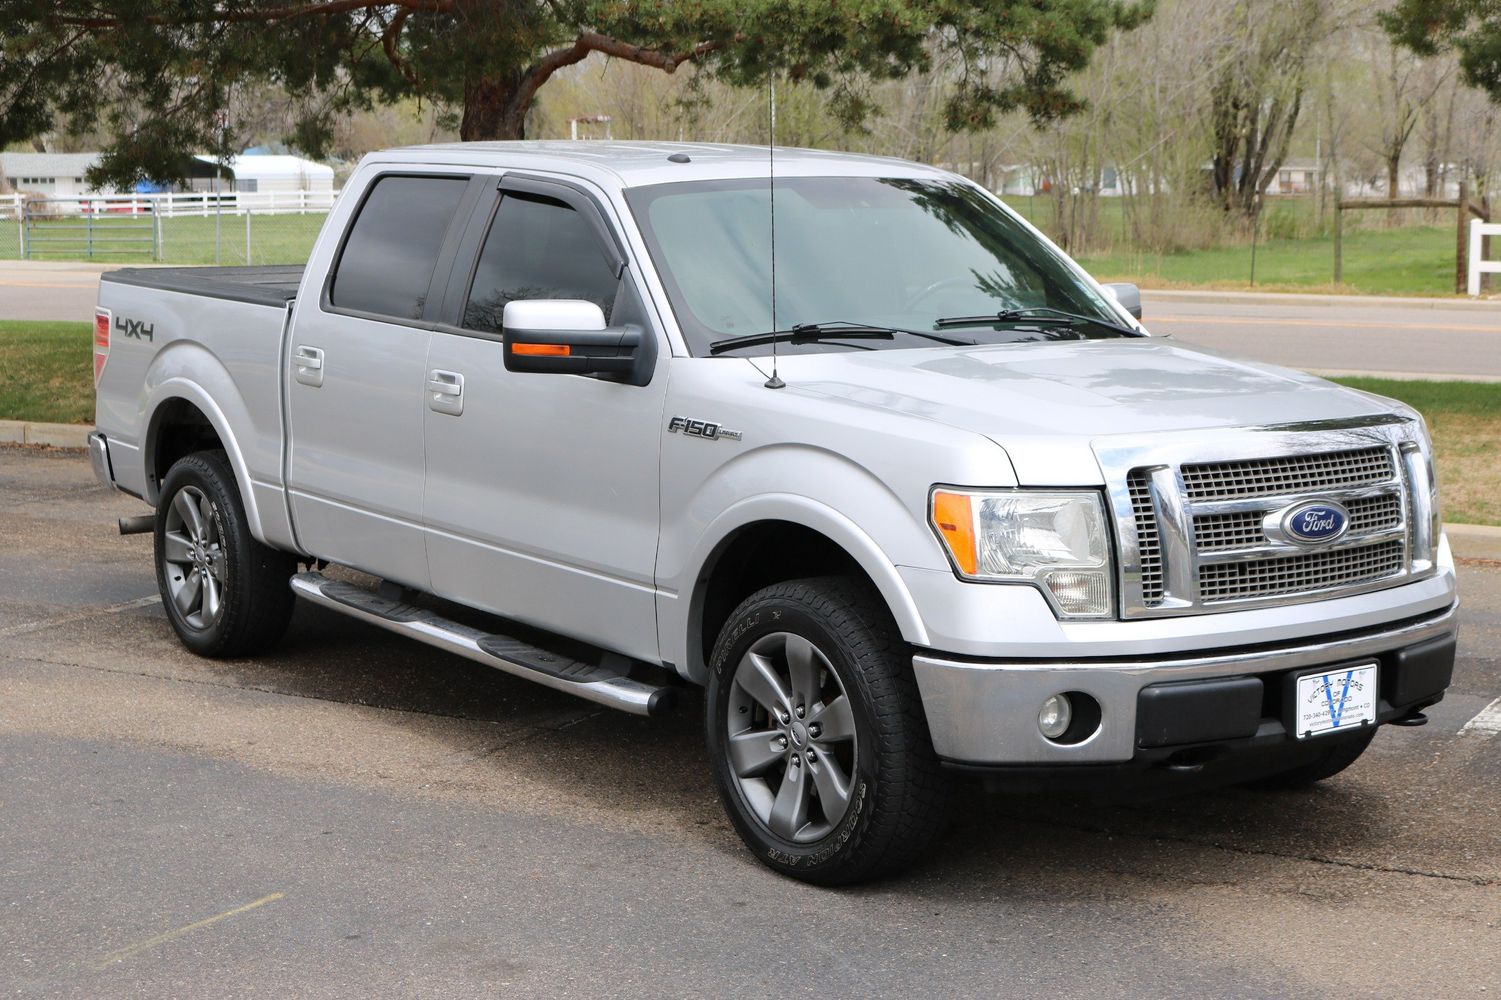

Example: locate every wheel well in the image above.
[694,520,887,673]
[147,398,223,501]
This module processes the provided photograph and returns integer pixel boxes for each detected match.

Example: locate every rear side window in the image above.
[330,175,467,320]
[462,192,619,333]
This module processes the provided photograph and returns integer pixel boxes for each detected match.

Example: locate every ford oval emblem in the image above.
[1278,500,1350,545]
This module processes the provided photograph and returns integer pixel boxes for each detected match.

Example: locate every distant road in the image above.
[2,263,1496,379]
[1143,291,1501,381]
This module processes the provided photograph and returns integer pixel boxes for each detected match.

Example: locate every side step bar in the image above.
[290,572,675,716]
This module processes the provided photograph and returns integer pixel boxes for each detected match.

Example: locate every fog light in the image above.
[1039,694,1072,740]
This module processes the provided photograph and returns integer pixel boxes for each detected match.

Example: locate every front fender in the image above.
[658,444,945,683]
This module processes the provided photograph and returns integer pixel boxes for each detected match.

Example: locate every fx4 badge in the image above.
[668,415,742,441]
[115,316,155,341]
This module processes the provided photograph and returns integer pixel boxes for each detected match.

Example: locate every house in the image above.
[0,152,118,198]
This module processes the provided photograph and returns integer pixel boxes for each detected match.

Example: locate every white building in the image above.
[0,152,117,198]
[190,154,335,194]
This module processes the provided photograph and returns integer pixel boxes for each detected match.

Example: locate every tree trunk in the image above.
[460,72,529,141]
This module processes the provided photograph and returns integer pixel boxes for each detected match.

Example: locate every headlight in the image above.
[930,488,1115,618]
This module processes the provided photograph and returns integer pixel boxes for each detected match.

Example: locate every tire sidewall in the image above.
[154,453,241,656]
[707,591,884,877]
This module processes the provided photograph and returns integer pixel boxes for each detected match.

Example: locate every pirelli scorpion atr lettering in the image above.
[88,141,1458,885]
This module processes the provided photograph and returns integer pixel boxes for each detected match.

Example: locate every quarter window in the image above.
[462,192,619,333]
[330,174,467,321]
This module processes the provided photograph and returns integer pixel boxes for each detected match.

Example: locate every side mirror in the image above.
[502,299,646,381]
[1102,282,1142,320]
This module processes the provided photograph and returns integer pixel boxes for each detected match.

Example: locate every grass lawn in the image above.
[0,320,93,424]
[1,321,1492,525]
[1078,225,1460,297]
[1,212,327,266]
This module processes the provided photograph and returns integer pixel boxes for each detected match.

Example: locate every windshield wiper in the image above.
[708,320,968,356]
[934,306,1140,338]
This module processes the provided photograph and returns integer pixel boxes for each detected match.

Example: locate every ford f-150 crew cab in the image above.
[90,142,1458,884]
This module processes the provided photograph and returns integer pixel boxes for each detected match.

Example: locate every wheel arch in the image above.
[679,499,930,686]
[143,379,265,541]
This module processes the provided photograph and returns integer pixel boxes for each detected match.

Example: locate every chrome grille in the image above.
[1194,510,1267,552]
[1192,493,1404,554]
[1128,472,1164,606]
[1348,492,1403,534]
[1199,540,1406,602]
[1180,447,1395,502]
[1115,436,1419,618]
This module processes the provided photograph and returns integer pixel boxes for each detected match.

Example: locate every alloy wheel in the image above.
[725,631,859,843]
[161,485,226,630]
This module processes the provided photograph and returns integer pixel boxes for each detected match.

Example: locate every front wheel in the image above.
[154,450,296,657]
[706,577,950,884]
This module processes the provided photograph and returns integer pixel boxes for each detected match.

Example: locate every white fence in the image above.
[0,189,339,218]
[0,189,339,263]
[1468,220,1501,297]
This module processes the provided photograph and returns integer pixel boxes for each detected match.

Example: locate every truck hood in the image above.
[758,338,1403,485]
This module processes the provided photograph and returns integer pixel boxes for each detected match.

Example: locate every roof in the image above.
[373,140,950,188]
[0,152,101,179]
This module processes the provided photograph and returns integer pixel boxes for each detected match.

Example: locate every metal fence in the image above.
[0,190,337,265]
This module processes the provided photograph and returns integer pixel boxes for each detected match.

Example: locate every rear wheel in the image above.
[154,451,296,657]
[1249,728,1377,789]
[706,576,949,884]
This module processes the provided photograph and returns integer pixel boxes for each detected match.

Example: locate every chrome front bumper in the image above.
[87,432,116,491]
[912,602,1458,765]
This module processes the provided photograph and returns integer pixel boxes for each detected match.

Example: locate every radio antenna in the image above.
[764,77,785,390]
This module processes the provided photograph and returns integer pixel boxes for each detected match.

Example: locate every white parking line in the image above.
[1459,697,1501,738]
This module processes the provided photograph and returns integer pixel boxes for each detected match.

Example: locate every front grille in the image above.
[1180,447,1396,502]
[1348,492,1403,534]
[1128,472,1163,605]
[1194,510,1267,552]
[1199,539,1406,602]
[1119,439,1417,617]
[1192,492,1404,553]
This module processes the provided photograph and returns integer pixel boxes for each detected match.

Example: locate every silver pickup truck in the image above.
[91,142,1458,884]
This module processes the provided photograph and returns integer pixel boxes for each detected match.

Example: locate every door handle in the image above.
[427,369,464,415]
[294,346,324,387]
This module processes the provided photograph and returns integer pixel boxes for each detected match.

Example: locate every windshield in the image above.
[624,176,1129,357]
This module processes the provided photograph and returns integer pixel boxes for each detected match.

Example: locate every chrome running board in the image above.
[290,572,675,716]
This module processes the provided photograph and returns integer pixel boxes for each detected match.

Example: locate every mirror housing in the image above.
[502,299,649,384]
[1102,282,1143,320]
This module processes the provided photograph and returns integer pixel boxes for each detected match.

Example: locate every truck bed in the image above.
[100,265,305,309]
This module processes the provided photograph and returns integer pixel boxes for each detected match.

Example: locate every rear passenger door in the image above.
[287,170,478,589]
[421,174,669,661]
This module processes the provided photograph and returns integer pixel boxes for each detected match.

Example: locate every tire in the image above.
[154,450,296,658]
[1248,728,1377,790]
[706,576,950,884]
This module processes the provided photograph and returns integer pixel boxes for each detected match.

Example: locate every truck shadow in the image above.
[226,598,1405,892]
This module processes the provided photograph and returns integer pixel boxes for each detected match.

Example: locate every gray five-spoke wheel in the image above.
[161,485,226,631]
[725,631,858,844]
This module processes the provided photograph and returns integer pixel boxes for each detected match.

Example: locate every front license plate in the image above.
[1293,663,1378,739]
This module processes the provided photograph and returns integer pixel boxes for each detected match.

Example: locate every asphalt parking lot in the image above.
[1,446,1498,998]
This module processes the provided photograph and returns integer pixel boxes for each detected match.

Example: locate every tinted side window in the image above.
[462,193,618,333]
[330,175,467,320]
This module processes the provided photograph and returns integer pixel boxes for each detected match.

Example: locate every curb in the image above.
[0,419,91,449]
[1141,289,1501,311]
[1447,524,1501,562]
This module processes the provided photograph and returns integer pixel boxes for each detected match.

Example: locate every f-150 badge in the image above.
[668,416,742,441]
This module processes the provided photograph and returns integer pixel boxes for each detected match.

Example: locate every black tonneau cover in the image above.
[101,265,305,309]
